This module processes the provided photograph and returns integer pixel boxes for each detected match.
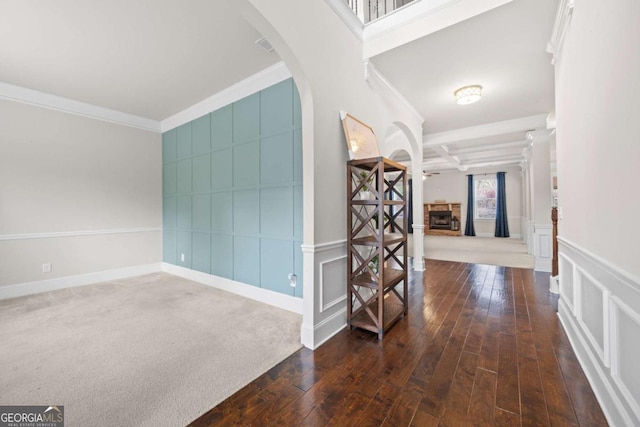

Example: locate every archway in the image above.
[380,122,425,271]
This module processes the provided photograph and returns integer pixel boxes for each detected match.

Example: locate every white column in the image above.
[411,163,425,271]
[526,129,555,272]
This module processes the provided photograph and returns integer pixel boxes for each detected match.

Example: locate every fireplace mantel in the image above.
[424,202,462,236]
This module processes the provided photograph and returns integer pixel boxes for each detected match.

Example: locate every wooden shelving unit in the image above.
[347,156,408,339]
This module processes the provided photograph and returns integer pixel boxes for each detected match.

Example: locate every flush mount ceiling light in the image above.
[454,85,483,105]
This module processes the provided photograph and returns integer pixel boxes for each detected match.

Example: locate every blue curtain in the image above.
[407,179,413,234]
[464,174,476,236]
[495,171,510,237]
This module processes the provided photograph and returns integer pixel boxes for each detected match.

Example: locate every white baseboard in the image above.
[550,274,559,294]
[0,263,163,300]
[161,263,303,315]
[312,308,348,349]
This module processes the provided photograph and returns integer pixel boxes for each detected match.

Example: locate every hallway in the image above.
[191,259,607,426]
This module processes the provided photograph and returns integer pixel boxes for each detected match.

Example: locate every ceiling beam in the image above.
[431,145,468,171]
[448,139,528,155]
[423,114,548,147]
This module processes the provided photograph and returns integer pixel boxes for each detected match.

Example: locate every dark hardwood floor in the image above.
[190,259,608,426]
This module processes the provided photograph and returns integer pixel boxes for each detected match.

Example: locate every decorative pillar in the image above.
[526,129,555,272]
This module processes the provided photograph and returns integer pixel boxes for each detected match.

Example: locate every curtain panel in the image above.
[495,171,510,237]
[464,174,476,236]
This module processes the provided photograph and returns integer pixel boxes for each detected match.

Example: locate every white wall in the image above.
[423,165,522,237]
[240,0,424,348]
[554,0,640,425]
[0,100,162,287]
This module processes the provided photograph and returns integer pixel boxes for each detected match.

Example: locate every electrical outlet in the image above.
[180,253,185,262]
[42,263,52,273]
[288,273,297,287]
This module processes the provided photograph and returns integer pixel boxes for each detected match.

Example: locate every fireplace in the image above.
[429,211,452,230]
[424,202,462,236]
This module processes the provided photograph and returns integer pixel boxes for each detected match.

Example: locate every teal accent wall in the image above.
[162,78,303,297]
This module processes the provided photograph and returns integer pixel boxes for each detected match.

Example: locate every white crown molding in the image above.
[364,61,423,125]
[0,227,161,241]
[546,112,557,129]
[424,114,548,146]
[0,263,163,300]
[0,81,161,132]
[324,0,364,40]
[161,61,292,133]
[526,128,555,143]
[547,0,575,65]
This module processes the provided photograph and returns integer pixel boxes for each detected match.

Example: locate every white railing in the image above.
[346,0,416,23]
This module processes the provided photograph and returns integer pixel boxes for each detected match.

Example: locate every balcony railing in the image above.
[346,0,417,24]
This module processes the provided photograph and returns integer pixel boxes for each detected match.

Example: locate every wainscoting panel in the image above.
[557,237,640,426]
[319,255,347,312]
[559,252,575,314]
[576,266,610,367]
[301,240,348,349]
[610,296,640,422]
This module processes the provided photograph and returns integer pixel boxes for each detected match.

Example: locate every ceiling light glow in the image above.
[454,85,483,105]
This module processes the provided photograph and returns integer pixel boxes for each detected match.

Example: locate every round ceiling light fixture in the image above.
[454,85,483,105]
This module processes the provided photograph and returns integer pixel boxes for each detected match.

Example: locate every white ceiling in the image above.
[0,0,279,120]
[0,0,557,171]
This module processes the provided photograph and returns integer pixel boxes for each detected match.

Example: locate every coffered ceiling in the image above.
[371,0,558,172]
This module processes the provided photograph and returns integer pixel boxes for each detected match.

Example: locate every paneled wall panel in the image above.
[176,123,192,159]
[559,253,575,313]
[162,78,302,297]
[614,301,640,420]
[192,114,211,155]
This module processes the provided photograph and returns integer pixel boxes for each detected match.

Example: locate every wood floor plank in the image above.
[518,355,550,426]
[479,315,501,372]
[496,332,520,415]
[554,345,608,427]
[189,259,609,427]
[351,382,401,427]
[417,333,466,418]
[495,408,522,426]
[442,351,479,419]
[380,387,423,427]
[467,367,498,425]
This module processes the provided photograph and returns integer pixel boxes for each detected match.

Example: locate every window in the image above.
[475,178,497,219]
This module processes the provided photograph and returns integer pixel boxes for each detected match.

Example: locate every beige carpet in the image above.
[0,273,302,426]
[409,235,535,269]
